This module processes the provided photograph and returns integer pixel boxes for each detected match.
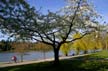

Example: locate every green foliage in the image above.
[72,32,88,54]
[60,43,71,56]
[72,32,103,54]
[101,33,108,50]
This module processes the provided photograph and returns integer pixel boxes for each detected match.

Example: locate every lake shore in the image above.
[0,54,90,68]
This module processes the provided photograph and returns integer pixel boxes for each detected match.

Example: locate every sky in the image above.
[27,0,108,23]
[92,0,108,24]
[0,0,108,40]
[27,0,66,13]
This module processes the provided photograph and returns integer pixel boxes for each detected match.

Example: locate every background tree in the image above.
[60,43,71,56]
[0,40,12,51]
[72,31,103,54]
[101,32,108,50]
[0,0,100,64]
[72,32,82,55]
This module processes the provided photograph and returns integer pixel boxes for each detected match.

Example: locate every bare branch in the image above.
[66,32,91,43]
[63,0,81,41]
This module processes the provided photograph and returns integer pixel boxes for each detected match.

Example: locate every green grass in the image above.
[90,50,108,58]
[1,50,108,71]
[1,60,108,71]
[87,50,108,59]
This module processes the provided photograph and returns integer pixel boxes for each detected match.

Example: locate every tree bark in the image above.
[53,47,60,65]
[84,50,88,54]
[65,53,68,56]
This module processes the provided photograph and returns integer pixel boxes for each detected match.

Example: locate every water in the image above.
[0,50,76,62]
[0,51,54,62]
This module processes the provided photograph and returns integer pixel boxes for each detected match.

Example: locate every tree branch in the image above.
[66,32,91,43]
[63,0,81,41]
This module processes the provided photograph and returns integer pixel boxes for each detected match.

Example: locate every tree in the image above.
[0,0,100,64]
[72,32,83,55]
[92,31,103,52]
[101,32,108,50]
[72,31,103,54]
[0,40,12,51]
[60,43,71,56]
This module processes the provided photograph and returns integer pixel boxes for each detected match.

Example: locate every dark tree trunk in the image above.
[76,51,79,55]
[52,42,62,65]
[84,50,88,54]
[65,53,68,56]
[53,48,59,65]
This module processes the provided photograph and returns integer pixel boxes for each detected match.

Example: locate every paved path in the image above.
[0,54,90,68]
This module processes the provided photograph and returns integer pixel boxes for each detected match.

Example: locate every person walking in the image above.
[11,56,17,63]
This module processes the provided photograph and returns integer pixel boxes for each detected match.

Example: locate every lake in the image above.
[0,51,53,62]
[0,50,76,62]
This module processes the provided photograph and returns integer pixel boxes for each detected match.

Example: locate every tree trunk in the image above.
[106,42,107,50]
[65,53,68,56]
[53,47,59,65]
[76,51,79,55]
[84,50,88,54]
[43,51,46,60]
[21,54,23,62]
[76,47,80,55]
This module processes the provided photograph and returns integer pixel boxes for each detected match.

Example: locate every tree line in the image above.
[60,31,108,56]
[0,40,12,51]
[0,40,53,52]
[0,30,108,56]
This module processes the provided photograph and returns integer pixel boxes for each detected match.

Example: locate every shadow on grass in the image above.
[1,59,108,71]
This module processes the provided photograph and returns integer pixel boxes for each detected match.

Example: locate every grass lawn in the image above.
[1,50,108,71]
[87,50,108,59]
